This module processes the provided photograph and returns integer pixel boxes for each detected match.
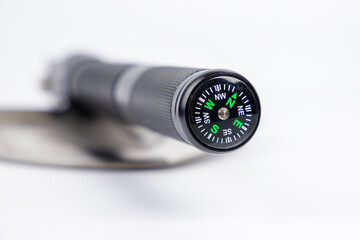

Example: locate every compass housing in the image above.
[173,70,261,153]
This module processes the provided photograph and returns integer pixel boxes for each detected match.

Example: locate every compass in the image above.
[186,75,260,152]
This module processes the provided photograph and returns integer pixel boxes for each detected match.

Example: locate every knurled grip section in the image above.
[128,67,203,141]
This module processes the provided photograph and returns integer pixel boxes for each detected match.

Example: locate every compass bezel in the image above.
[172,69,261,153]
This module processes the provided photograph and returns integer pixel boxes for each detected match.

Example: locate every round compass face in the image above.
[186,75,260,151]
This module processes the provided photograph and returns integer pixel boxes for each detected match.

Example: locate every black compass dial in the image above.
[186,75,260,151]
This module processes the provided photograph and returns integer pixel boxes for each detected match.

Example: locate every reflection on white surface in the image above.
[0,0,360,239]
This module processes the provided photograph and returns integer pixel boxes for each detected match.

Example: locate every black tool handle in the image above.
[55,55,261,153]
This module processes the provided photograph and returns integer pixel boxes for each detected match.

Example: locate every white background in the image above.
[0,0,360,239]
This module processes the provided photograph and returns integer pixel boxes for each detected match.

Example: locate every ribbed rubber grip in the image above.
[127,67,201,140]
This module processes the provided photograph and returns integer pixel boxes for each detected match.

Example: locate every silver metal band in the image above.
[113,65,151,118]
